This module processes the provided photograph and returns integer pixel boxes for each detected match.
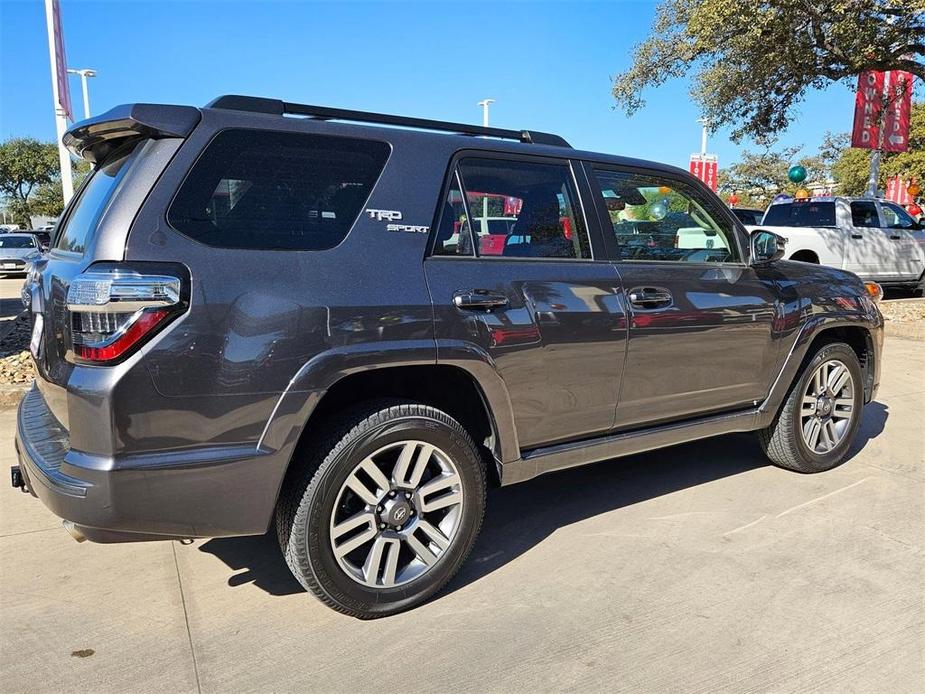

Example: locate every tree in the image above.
[613,0,925,140]
[0,138,59,227]
[718,141,825,205]
[0,138,89,227]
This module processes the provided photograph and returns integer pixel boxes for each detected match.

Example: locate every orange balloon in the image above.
[658,185,671,194]
[907,182,921,197]
[795,188,810,200]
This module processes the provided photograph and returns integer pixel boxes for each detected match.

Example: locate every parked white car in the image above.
[748,196,925,293]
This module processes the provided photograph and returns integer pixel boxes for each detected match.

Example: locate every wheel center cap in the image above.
[381,497,412,527]
[817,397,833,416]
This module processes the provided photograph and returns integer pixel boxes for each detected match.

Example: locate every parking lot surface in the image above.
[1,325,922,693]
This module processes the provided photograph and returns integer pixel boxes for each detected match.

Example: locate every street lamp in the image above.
[476,99,495,222]
[477,99,495,128]
[67,68,97,120]
[696,117,710,157]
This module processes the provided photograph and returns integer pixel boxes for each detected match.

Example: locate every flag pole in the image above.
[44,0,74,205]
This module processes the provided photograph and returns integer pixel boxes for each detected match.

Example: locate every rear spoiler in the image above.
[63,104,201,164]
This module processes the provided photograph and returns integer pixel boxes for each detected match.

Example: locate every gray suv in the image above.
[13,96,883,618]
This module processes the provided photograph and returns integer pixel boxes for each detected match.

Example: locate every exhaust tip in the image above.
[63,521,86,543]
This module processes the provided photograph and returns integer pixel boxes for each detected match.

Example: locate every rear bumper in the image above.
[14,385,286,542]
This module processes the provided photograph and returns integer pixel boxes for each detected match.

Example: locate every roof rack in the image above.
[206,95,571,148]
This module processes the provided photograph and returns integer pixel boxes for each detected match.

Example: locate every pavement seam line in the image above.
[0,526,63,538]
[172,542,203,694]
[774,477,874,518]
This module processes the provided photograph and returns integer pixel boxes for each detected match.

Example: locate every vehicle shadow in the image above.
[197,403,889,600]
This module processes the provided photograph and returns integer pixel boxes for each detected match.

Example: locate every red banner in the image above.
[689,157,703,180]
[851,71,885,149]
[704,159,718,192]
[886,176,914,205]
[882,70,912,153]
[689,155,718,192]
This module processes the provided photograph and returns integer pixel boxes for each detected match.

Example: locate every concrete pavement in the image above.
[1,337,922,693]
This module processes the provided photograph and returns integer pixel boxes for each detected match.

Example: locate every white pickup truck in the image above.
[747,196,925,294]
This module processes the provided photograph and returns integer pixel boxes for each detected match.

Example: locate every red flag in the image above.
[851,71,885,149]
[882,71,912,153]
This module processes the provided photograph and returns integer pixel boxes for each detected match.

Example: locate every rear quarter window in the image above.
[54,142,139,253]
[762,201,836,227]
[168,129,390,250]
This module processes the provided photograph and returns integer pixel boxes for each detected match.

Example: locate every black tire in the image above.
[758,342,864,473]
[276,401,486,618]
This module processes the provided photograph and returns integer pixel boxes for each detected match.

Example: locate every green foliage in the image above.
[0,138,87,227]
[0,138,59,226]
[720,102,923,200]
[613,0,925,140]
[718,142,825,204]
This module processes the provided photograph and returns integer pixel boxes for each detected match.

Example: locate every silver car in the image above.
[0,233,42,276]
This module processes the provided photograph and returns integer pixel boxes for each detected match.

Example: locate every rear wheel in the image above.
[759,342,863,473]
[276,401,486,618]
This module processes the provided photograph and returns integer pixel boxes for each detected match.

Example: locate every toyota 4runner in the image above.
[13,96,883,618]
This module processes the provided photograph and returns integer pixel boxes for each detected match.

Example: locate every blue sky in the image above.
[1,0,859,169]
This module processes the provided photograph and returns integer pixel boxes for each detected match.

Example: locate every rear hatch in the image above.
[27,104,199,425]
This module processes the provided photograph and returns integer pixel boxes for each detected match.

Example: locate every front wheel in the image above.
[759,342,864,473]
[276,402,486,618]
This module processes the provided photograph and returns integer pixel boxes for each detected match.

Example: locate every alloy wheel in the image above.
[328,440,464,588]
[800,359,856,453]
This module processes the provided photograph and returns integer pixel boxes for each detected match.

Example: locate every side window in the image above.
[55,142,139,254]
[850,201,879,228]
[881,202,915,229]
[432,173,475,256]
[168,129,390,250]
[593,169,739,263]
[451,157,590,259]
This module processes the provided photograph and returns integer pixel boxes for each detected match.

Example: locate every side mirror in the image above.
[750,229,786,265]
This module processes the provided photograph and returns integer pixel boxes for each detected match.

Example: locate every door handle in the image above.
[628,287,673,310]
[453,290,509,311]
[851,234,863,239]
[889,234,902,240]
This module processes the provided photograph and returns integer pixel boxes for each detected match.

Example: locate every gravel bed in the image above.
[0,312,33,386]
[879,298,925,324]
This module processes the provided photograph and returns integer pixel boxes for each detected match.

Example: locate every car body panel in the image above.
[13,99,885,542]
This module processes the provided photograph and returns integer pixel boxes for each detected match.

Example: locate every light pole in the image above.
[477,99,495,223]
[67,68,97,120]
[477,99,494,128]
[696,116,710,157]
[44,0,73,204]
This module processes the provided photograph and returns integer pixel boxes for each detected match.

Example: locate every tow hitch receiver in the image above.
[10,466,25,491]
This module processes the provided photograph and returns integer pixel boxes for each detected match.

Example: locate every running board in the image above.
[499,408,762,486]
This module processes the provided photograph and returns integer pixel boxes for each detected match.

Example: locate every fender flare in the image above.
[258,338,520,466]
[758,311,881,426]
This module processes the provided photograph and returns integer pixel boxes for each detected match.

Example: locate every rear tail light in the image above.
[66,269,184,364]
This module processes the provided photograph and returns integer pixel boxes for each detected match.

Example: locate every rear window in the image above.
[762,201,836,227]
[55,142,139,253]
[168,129,390,250]
[0,236,36,249]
